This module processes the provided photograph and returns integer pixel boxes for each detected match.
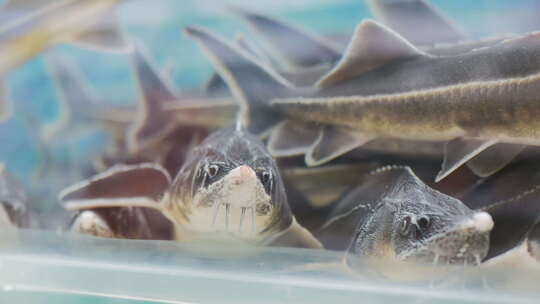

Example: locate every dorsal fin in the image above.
[42,55,99,140]
[59,163,171,211]
[305,126,373,166]
[229,6,341,68]
[367,0,467,46]
[184,26,293,135]
[267,120,319,157]
[235,34,271,65]
[316,19,428,88]
[127,47,179,153]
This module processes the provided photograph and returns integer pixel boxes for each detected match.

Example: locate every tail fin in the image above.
[229,5,341,68]
[184,26,293,136]
[127,47,179,153]
[205,34,272,95]
[43,55,101,140]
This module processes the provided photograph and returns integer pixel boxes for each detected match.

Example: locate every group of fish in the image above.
[1,0,540,286]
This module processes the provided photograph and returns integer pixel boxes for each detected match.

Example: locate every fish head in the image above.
[388,182,493,266]
[171,128,291,243]
[347,167,492,268]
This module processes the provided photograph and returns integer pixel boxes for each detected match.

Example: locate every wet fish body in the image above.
[184,20,540,181]
[319,166,493,279]
[60,127,321,248]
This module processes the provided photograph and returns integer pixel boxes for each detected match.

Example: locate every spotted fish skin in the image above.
[320,166,492,269]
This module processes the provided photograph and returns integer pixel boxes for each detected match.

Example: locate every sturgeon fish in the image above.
[131,0,497,168]
[319,166,493,280]
[184,20,540,182]
[282,166,492,281]
[0,0,131,122]
[60,127,322,248]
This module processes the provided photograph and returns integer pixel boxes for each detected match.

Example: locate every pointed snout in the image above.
[472,212,494,233]
[460,212,494,233]
[229,165,257,186]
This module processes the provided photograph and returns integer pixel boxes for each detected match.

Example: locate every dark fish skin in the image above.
[60,127,323,248]
[319,166,491,268]
[275,32,540,144]
[170,127,293,236]
[183,24,540,182]
[461,159,540,260]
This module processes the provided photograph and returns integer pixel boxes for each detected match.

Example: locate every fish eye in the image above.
[206,164,220,178]
[417,216,431,231]
[399,216,412,236]
[260,170,272,185]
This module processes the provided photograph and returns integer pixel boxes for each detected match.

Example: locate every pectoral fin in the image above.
[269,217,323,249]
[367,0,467,46]
[71,12,132,53]
[466,143,525,177]
[60,163,171,211]
[436,138,498,182]
[306,127,373,167]
[267,120,319,157]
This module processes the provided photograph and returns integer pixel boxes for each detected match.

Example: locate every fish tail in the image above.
[127,46,179,152]
[184,26,294,136]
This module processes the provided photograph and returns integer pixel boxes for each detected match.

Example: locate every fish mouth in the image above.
[188,165,275,242]
[399,212,493,266]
